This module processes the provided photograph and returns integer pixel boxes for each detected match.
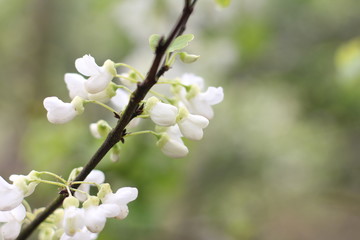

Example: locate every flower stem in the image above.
[124,130,160,138]
[114,63,145,80]
[37,171,67,184]
[86,100,117,113]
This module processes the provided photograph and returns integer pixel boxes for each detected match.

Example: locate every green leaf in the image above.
[167,34,194,53]
[179,52,200,63]
[215,0,231,7]
[149,34,161,52]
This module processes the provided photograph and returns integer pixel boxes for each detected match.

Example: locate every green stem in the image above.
[114,84,133,94]
[35,179,66,188]
[124,130,160,138]
[37,171,67,184]
[22,200,32,213]
[149,90,175,104]
[114,63,145,80]
[86,100,117,113]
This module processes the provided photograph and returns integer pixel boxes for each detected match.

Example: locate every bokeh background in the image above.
[1,0,360,239]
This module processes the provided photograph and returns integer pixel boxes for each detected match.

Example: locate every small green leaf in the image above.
[149,34,161,52]
[215,0,231,7]
[167,34,194,53]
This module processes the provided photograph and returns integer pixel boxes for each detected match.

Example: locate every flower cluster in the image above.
[0,169,137,240]
[0,172,40,239]
[44,54,223,158]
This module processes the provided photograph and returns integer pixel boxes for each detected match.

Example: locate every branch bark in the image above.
[17,1,197,239]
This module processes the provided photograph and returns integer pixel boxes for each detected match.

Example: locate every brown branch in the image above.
[16,1,197,239]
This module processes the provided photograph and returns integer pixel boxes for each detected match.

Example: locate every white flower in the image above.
[9,172,40,198]
[75,55,116,94]
[0,204,26,240]
[101,187,138,220]
[0,177,24,211]
[63,206,85,236]
[177,108,209,140]
[64,73,88,100]
[43,97,84,124]
[179,73,224,119]
[186,86,224,119]
[83,203,119,233]
[75,170,105,202]
[60,227,98,240]
[145,97,178,127]
[156,125,189,158]
[110,89,130,112]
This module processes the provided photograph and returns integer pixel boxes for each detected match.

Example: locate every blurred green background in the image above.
[1,0,360,239]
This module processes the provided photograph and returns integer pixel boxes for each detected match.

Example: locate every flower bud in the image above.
[179,52,200,63]
[145,96,178,126]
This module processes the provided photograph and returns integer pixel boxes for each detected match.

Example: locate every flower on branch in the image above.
[75,55,116,94]
[0,204,26,240]
[145,96,178,127]
[75,170,105,202]
[176,107,209,140]
[156,125,189,158]
[43,96,84,124]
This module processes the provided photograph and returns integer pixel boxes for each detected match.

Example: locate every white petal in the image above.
[64,73,88,100]
[84,207,106,233]
[161,138,189,158]
[149,102,178,127]
[63,207,85,236]
[110,89,130,112]
[178,114,209,140]
[115,205,129,220]
[103,187,138,205]
[10,204,26,222]
[202,87,224,105]
[75,55,100,76]
[1,220,22,240]
[84,71,113,94]
[0,177,23,211]
[43,97,78,124]
[89,123,102,139]
[188,95,214,119]
[181,73,205,90]
[99,203,120,218]
[75,170,105,202]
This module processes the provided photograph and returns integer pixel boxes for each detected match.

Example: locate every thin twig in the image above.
[16,1,197,239]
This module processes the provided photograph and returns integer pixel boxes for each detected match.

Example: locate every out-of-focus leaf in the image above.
[167,34,194,53]
[215,0,231,7]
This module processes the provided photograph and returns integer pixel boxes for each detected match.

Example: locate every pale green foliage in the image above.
[167,34,194,53]
[215,0,231,7]
[149,34,194,53]
[149,34,161,52]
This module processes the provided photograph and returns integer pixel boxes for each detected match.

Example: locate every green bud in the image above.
[144,96,160,113]
[63,196,79,209]
[71,96,85,114]
[156,133,170,149]
[83,196,100,208]
[179,52,200,63]
[186,85,201,100]
[176,106,189,122]
[103,59,117,76]
[97,183,112,200]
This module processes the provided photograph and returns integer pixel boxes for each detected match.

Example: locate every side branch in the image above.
[17,1,197,239]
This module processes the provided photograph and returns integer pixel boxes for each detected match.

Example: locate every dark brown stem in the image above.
[17,1,197,239]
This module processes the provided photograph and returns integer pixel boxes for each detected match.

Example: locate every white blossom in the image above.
[0,204,26,240]
[186,86,224,119]
[60,227,98,240]
[75,55,115,94]
[157,125,189,158]
[177,108,209,140]
[145,96,178,127]
[179,73,224,119]
[0,177,24,211]
[63,206,85,236]
[43,97,84,124]
[75,170,105,202]
[101,187,138,220]
[64,73,88,100]
[110,89,130,112]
